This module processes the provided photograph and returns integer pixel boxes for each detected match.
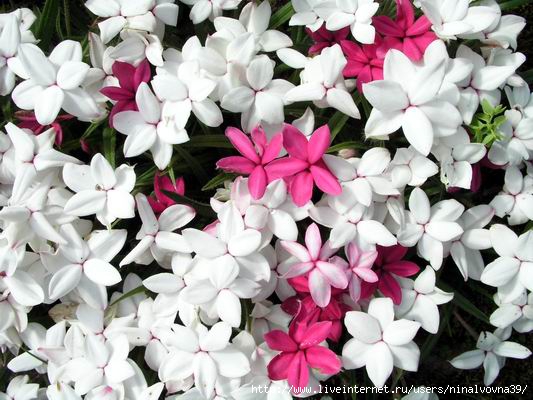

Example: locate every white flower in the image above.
[182,0,242,24]
[398,187,464,270]
[12,41,101,125]
[395,267,453,334]
[364,42,462,156]
[284,44,361,119]
[63,153,136,226]
[325,0,378,44]
[420,0,499,39]
[343,297,421,387]
[505,85,533,119]
[0,14,28,96]
[490,291,533,333]
[221,55,293,132]
[449,205,494,281]
[158,321,250,398]
[480,225,533,303]
[450,329,531,386]
[44,224,126,300]
[120,193,195,266]
[0,375,39,400]
[488,109,533,166]
[289,0,332,31]
[490,166,533,225]
[249,301,291,344]
[387,147,438,189]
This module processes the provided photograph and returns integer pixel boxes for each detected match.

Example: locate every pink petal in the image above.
[305,346,341,374]
[282,124,308,160]
[340,40,368,62]
[309,268,331,308]
[216,156,256,174]
[100,86,133,101]
[385,261,419,277]
[225,127,261,164]
[316,261,348,289]
[406,16,433,37]
[261,132,283,164]
[379,273,402,305]
[281,239,312,262]
[287,352,309,391]
[378,244,408,264]
[299,321,332,349]
[402,37,423,61]
[310,164,342,195]
[284,262,315,279]
[372,16,403,37]
[264,157,308,181]
[360,280,377,300]
[268,352,296,381]
[356,65,373,92]
[307,125,331,164]
[397,0,415,28]
[133,59,151,87]
[112,61,136,93]
[290,171,314,206]
[264,330,298,352]
[248,165,267,199]
[355,267,379,283]
[250,126,267,153]
[346,242,361,267]
[305,223,322,260]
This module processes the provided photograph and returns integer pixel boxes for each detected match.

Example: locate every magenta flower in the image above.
[265,320,341,391]
[268,124,342,206]
[360,245,419,305]
[216,126,283,200]
[372,0,436,61]
[100,60,151,127]
[281,223,348,307]
[147,173,185,214]
[345,242,379,302]
[306,26,349,55]
[16,111,74,146]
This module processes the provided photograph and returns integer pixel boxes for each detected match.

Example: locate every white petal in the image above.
[83,258,121,286]
[366,341,393,387]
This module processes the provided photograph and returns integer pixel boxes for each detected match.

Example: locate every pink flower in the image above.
[344,242,379,302]
[281,223,348,307]
[307,26,349,55]
[341,35,391,92]
[265,319,341,391]
[100,60,151,127]
[16,111,74,146]
[372,0,436,61]
[360,245,419,305]
[216,126,283,200]
[147,173,185,214]
[268,124,342,206]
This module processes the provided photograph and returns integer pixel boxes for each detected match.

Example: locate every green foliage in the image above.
[469,99,507,147]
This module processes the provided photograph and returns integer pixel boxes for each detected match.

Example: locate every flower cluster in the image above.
[0,0,532,399]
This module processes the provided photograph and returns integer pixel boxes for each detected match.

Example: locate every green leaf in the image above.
[499,0,532,10]
[102,128,116,168]
[34,0,61,50]
[182,135,232,149]
[522,69,533,84]
[327,141,366,153]
[440,282,489,324]
[269,3,294,30]
[480,99,493,114]
[202,172,236,191]
[163,191,216,218]
[174,145,209,183]
[329,111,350,141]
[109,286,146,307]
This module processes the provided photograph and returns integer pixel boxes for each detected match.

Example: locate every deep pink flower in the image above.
[281,223,348,307]
[217,126,283,200]
[265,319,341,391]
[360,245,419,304]
[344,243,379,302]
[267,124,342,206]
[16,111,74,146]
[307,26,349,55]
[372,0,436,61]
[100,60,151,127]
[147,173,185,214]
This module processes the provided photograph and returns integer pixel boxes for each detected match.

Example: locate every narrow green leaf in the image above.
[163,191,215,217]
[202,172,236,191]
[327,141,366,153]
[183,135,232,149]
[440,282,489,324]
[174,145,209,183]
[109,286,146,307]
[329,111,350,141]
[35,0,60,50]
[499,0,531,10]
[269,3,295,30]
[102,128,116,168]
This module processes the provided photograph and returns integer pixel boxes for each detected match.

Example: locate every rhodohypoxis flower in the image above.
[268,124,342,206]
[63,153,136,226]
[398,187,464,270]
[44,224,126,300]
[0,375,39,400]
[158,322,250,398]
[490,292,533,333]
[16,111,74,146]
[343,242,378,302]
[265,320,341,391]
[148,173,185,214]
[12,41,100,125]
[307,26,349,55]
[100,60,151,127]
[217,126,283,199]
[490,166,533,226]
[120,193,195,267]
[363,42,462,156]
[182,0,242,24]
[325,0,379,44]
[450,330,531,386]
[373,0,436,61]
[281,223,347,307]
[360,244,419,305]
[0,13,30,96]
[480,224,533,303]
[387,146,438,188]
[221,55,294,133]
[395,266,454,333]
[343,297,421,387]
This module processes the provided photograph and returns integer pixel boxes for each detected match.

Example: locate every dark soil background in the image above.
[0,1,531,399]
